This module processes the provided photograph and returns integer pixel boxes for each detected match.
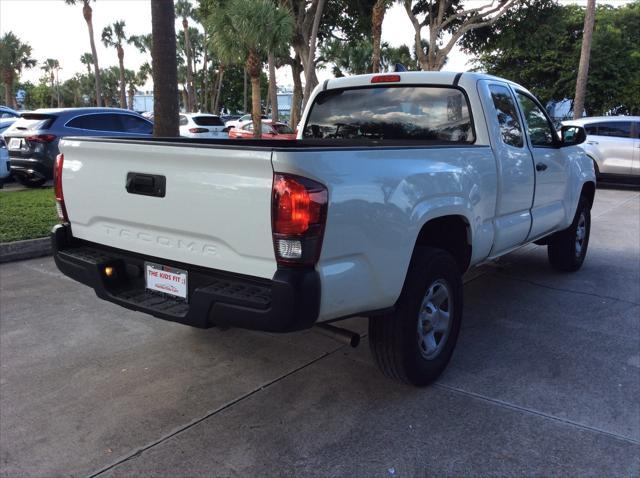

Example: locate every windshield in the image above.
[303,86,474,143]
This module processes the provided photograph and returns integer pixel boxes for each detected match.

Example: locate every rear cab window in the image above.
[303,86,475,143]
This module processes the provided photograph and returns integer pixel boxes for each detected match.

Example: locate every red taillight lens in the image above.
[371,74,401,83]
[189,127,209,133]
[26,134,57,143]
[54,153,68,222]
[272,174,327,266]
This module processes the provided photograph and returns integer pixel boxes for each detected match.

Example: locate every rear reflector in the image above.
[371,74,401,83]
[26,134,57,143]
[54,154,68,222]
[272,174,327,266]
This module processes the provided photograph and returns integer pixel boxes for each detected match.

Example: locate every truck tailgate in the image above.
[59,139,277,279]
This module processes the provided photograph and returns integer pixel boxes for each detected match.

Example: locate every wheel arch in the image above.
[413,215,472,274]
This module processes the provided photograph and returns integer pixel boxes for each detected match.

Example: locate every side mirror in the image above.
[560,125,586,147]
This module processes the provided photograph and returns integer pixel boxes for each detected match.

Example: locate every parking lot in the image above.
[1,187,638,477]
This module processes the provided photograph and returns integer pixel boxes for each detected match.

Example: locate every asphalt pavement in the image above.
[1,187,638,477]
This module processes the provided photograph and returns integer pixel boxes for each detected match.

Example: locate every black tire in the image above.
[547,196,591,272]
[16,175,46,188]
[369,246,463,387]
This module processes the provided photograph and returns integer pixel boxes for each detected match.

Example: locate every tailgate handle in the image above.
[126,172,166,197]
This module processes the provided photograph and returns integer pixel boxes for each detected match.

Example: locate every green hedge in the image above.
[0,188,58,243]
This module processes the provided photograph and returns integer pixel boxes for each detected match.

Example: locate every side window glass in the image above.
[516,93,556,147]
[262,123,272,134]
[67,114,121,132]
[585,124,599,135]
[489,84,523,148]
[596,121,631,138]
[119,115,153,134]
[633,122,640,139]
[243,124,253,132]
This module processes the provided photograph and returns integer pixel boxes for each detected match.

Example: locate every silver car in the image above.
[562,116,640,181]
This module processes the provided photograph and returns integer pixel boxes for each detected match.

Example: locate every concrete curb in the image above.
[0,237,52,264]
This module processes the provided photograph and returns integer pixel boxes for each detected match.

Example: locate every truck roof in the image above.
[323,71,525,92]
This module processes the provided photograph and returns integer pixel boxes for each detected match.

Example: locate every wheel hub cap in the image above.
[417,279,452,360]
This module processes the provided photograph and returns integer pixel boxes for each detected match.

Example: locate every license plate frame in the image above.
[144,262,188,301]
[8,138,22,150]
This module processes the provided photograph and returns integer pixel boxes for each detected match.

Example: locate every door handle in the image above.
[126,172,166,197]
[587,141,599,145]
[536,163,548,172]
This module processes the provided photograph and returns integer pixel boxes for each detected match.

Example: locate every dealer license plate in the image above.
[145,262,188,300]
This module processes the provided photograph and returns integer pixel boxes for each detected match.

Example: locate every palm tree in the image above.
[573,0,596,119]
[64,0,103,106]
[208,0,293,138]
[175,0,196,112]
[41,58,60,107]
[371,0,394,73]
[150,0,179,136]
[102,20,128,108]
[128,33,152,54]
[0,32,36,108]
[125,66,149,111]
[80,52,94,75]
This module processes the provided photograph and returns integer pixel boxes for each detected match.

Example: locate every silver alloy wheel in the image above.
[575,212,586,258]
[417,279,452,360]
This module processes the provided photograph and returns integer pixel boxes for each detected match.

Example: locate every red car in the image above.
[228,120,296,140]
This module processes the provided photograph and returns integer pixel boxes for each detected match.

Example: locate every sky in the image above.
[0,0,633,92]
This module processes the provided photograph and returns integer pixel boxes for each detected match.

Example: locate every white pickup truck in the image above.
[52,72,595,386]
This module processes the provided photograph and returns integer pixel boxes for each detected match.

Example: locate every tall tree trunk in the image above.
[117,46,127,108]
[202,33,209,112]
[3,71,15,109]
[243,68,247,113]
[371,0,386,73]
[268,52,278,122]
[302,0,326,109]
[573,0,596,119]
[128,88,135,111]
[151,0,179,136]
[183,18,195,112]
[182,86,189,111]
[251,75,261,139]
[290,55,303,129]
[246,51,262,139]
[213,65,225,114]
[50,74,55,108]
[83,2,103,106]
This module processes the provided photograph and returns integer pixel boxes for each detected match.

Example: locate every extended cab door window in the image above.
[489,85,523,148]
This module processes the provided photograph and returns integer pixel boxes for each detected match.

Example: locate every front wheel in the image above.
[369,247,463,387]
[547,197,591,272]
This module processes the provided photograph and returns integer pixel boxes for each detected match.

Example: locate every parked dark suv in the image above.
[3,108,153,187]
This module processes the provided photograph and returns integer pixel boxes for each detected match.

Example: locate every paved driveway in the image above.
[1,188,638,477]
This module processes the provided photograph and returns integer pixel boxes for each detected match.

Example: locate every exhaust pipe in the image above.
[315,323,360,348]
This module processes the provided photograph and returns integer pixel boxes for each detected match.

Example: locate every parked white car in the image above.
[562,116,640,180]
[179,113,228,139]
[0,121,16,187]
[52,71,595,386]
[225,114,267,130]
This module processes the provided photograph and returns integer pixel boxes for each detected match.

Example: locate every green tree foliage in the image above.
[0,32,36,108]
[462,0,640,115]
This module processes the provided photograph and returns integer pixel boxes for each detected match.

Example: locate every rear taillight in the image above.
[189,127,209,133]
[26,134,57,143]
[272,174,328,266]
[54,154,68,222]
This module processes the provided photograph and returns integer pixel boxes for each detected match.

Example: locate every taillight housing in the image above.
[26,134,57,143]
[54,153,68,222]
[189,127,209,133]
[272,173,328,266]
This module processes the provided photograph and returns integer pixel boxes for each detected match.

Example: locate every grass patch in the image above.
[0,188,59,243]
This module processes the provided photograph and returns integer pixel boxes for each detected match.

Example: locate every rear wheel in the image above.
[547,197,591,272]
[369,247,463,386]
[16,175,46,188]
